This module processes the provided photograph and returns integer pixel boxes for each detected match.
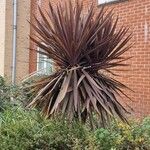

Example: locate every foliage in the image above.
[94,118,150,150]
[0,107,92,150]
[0,105,150,150]
[28,0,133,126]
[0,76,28,110]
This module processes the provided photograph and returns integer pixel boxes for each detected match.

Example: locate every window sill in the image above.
[97,0,128,6]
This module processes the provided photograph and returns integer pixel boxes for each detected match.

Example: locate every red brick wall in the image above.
[29,0,38,73]
[30,0,150,118]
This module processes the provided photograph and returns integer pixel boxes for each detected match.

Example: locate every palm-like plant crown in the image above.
[28,0,132,127]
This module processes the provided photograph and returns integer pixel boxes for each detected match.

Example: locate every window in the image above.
[37,47,54,75]
[98,0,119,5]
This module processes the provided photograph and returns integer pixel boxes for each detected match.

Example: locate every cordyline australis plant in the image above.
[28,0,133,127]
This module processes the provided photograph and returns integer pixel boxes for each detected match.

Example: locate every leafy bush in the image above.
[0,76,15,110]
[0,76,149,149]
[0,76,29,110]
[0,104,150,150]
[0,107,93,150]
[94,119,150,150]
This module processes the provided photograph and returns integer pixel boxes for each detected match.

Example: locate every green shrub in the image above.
[0,76,28,110]
[94,119,150,150]
[0,107,93,150]
[0,105,150,150]
[0,76,150,149]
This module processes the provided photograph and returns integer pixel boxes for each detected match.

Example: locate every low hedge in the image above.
[0,106,149,150]
[0,76,150,150]
[0,107,91,150]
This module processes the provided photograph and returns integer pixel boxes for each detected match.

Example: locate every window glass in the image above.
[98,0,118,4]
[37,48,53,75]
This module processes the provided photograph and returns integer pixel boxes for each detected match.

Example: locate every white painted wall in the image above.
[0,0,6,76]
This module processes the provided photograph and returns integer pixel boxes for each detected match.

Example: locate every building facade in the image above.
[0,0,150,117]
[0,0,31,82]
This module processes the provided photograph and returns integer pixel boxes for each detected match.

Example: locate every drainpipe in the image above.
[12,0,17,85]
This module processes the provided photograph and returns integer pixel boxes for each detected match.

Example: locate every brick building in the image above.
[0,0,30,81]
[0,0,150,117]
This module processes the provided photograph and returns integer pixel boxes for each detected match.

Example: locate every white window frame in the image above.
[98,0,119,5]
[37,47,54,75]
